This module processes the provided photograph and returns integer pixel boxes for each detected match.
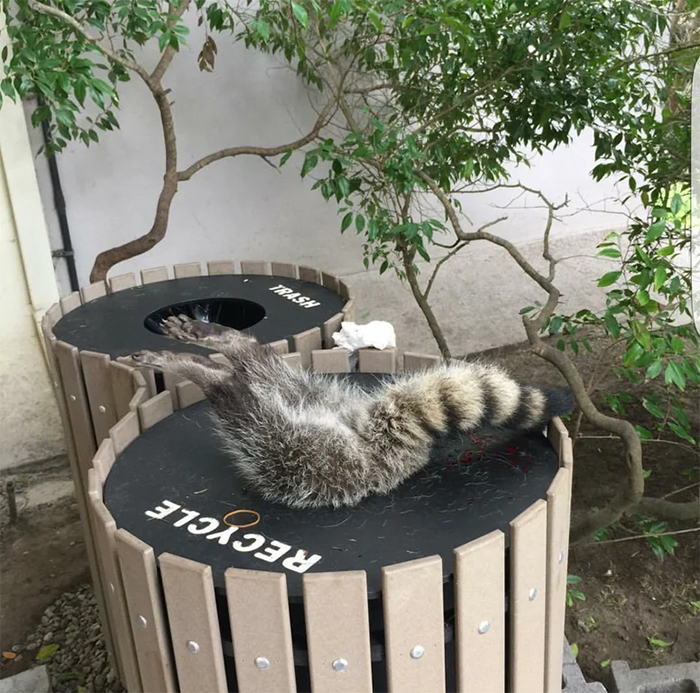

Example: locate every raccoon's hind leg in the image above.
[130,349,232,394]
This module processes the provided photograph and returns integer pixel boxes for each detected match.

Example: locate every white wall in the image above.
[31,16,629,354]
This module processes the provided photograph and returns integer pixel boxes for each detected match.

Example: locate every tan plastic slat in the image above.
[60,291,82,314]
[304,571,372,693]
[80,281,107,303]
[207,260,236,275]
[240,261,270,275]
[561,436,573,471]
[162,372,184,409]
[268,340,290,355]
[159,554,227,693]
[403,353,441,372]
[338,280,353,300]
[271,262,297,278]
[209,353,232,367]
[341,298,356,321]
[281,352,302,370]
[454,531,505,693]
[311,349,350,373]
[87,470,143,692]
[138,391,174,430]
[176,380,206,408]
[110,362,136,419]
[298,266,321,284]
[110,411,140,455]
[174,262,202,278]
[509,499,548,693]
[293,327,322,369]
[141,266,169,284]
[358,348,397,374]
[225,569,296,693]
[547,417,568,460]
[544,468,573,693]
[55,341,97,483]
[129,385,149,413]
[109,272,137,293]
[322,313,344,347]
[321,272,339,293]
[115,530,177,693]
[93,438,116,486]
[45,302,63,327]
[382,555,445,693]
[139,367,158,398]
[81,351,118,444]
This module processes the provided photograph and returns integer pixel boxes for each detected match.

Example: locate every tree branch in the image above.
[150,0,193,83]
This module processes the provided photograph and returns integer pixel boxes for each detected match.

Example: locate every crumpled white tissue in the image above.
[332,321,396,351]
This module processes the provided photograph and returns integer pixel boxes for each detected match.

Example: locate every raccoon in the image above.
[131,315,574,509]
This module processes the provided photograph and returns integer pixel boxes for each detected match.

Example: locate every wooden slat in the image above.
[293,327,322,369]
[338,280,352,300]
[87,470,143,692]
[298,265,321,284]
[547,417,568,460]
[93,438,116,486]
[60,291,82,314]
[382,555,445,693]
[138,391,174,430]
[207,260,236,275]
[110,361,136,419]
[174,262,202,278]
[454,531,505,693]
[109,272,137,293]
[403,352,441,372]
[81,351,118,444]
[141,266,169,284]
[281,352,302,370]
[55,341,97,484]
[304,571,371,693]
[341,298,355,321]
[509,499,548,693]
[176,380,206,408]
[561,436,573,471]
[311,349,350,373]
[321,272,339,293]
[544,468,573,693]
[80,281,107,303]
[110,411,140,455]
[116,530,177,693]
[240,261,270,275]
[159,554,227,693]
[225,569,296,693]
[322,313,344,348]
[271,262,297,278]
[358,348,396,374]
[268,340,289,355]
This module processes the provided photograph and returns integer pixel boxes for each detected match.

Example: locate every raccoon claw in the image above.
[129,350,169,368]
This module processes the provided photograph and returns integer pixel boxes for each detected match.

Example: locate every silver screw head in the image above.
[98,405,106,413]
[529,588,538,601]
[254,657,270,670]
[478,621,490,634]
[332,658,348,671]
[558,552,564,564]
[410,645,425,659]
[187,641,200,654]
[137,615,147,628]
[109,582,115,593]
[69,395,76,402]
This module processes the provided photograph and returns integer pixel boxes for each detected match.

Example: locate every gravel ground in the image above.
[17,583,124,693]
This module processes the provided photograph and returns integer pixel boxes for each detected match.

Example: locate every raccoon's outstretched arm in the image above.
[130,350,233,392]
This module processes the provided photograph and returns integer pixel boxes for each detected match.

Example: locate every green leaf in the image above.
[664,361,686,390]
[598,271,621,287]
[654,267,667,292]
[635,424,653,440]
[300,152,318,178]
[646,220,665,243]
[648,637,673,648]
[670,193,683,215]
[570,643,579,659]
[597,247,621,259]
[36,644,59,661]
[636,289,650,306]
[291,2,308,28]
[601,660,611,668]
[340,212,353,233]
[668,421,696,444]
[558,11,572,29]
[355,215,365,232]
[604,312,620,338]
[279,150,292,166]
[645,360,663,379]
[548,316,563,335]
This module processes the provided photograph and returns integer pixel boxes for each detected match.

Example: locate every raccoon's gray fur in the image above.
[131,315,574,509]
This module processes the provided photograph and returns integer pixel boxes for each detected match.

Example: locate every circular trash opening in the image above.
[144,297,266,335]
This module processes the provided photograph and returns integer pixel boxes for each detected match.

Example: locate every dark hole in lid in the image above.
[144,297,266,335]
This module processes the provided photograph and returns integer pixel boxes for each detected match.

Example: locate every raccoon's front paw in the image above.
[161,314,229,342]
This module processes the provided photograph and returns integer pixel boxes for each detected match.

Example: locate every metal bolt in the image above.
[254,657,270,670]
[529,588,537,601]
[98,405,106,413]
[137,616,147,628]
[187,641,200,654]
[332,658,348,671]
[558,552,564,564]
[69,395,76,402]
[410,645,425,659]
[478,621,490,634]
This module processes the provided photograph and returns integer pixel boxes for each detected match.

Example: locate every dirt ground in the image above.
[0,331,698,688]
